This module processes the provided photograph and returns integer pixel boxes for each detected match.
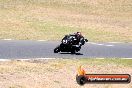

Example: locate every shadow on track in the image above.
[60,53,83,55]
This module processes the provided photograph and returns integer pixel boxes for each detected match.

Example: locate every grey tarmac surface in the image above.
[0,40,132,59]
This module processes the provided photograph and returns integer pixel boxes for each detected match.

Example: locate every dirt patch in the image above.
[0,0,132,42]
[0,59,131,88]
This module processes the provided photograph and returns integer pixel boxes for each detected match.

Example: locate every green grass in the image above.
[79,58,132,67]
[0,0,132,42]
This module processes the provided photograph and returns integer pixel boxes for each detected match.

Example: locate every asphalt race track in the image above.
[0,40,132,59]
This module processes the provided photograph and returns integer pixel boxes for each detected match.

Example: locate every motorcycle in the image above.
[54,34,88,54]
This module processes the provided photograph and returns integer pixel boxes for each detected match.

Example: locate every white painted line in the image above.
[88,42,115,46]
[89,42,97,44]
[0,59,11,61]
[0,58,57,62]
[2,39,13,40]
[37,40,47,41]
[15,58,57,61]
[96,44,104,46]
[105,45,114,47]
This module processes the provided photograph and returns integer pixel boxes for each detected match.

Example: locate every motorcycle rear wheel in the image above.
[71,49,76,54]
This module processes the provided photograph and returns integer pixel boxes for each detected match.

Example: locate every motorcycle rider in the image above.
[74,32,85,47]
[62,32,86,47]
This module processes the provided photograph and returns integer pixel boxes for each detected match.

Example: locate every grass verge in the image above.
[0,58,132,88]
[0,0,132,42]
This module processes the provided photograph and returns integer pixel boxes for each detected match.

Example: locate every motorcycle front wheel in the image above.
[54,46,60,53]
